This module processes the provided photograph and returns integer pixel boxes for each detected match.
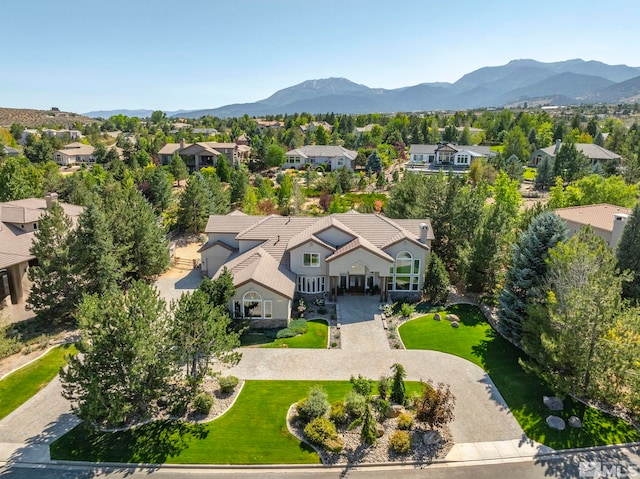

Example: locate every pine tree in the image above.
[169,152,188,186]
[27,202,75,322]
[360,405,377,444]
[617,202,640,302]
[390,363,406,405]
[423,253,450,305]
[215,156,230,183]
[229,168,249,205]
[497,212,567,343]
[60,282,176,427]
[534,157,554,189]
[177,175,214,233]
[147,166,172,211]
[68,203,121,295]
[366,150,382,174]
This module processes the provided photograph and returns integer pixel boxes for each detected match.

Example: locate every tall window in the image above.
[389,251,420,291]
[303,253,320,267]
[297,276,326,293]
[236,291,273,319]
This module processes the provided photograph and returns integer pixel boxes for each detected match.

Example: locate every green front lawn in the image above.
[399,304,640,449]
[50,380,423,464]
[523,167,537,180]
[0,343,77,420]
[241,319,328,349]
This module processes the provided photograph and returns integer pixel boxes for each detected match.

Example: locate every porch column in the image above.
[8,264,24,305]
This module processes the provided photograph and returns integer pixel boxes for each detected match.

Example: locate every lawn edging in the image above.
[0,337,76,381]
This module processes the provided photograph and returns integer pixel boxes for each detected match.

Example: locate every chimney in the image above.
[554,139,562,155]
[611,213,629,248]
[45,192,58,209]
[419,223,429,243]
[179,138,185,149]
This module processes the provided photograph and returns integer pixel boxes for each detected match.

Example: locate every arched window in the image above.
[389,251,420,291]
[239,291,272,319]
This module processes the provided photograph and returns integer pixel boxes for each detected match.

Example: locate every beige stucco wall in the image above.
[383,239,430,289]
[289,241,332,276]
[232,282,291,328]
[327,248,393,277]
[207,233,239,249]
[201,244,233,278]
[564,221,613,246]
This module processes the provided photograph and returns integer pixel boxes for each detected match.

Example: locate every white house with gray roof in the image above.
[200,211,434,327]
[409,143,495,167]
[283,145,357,171]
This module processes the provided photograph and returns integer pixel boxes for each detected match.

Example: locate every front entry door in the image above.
[349,275,365,294]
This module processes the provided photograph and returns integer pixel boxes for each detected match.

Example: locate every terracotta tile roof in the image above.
[555,204,631,233]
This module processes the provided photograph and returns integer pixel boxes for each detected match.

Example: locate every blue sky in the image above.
[1,0,638,113]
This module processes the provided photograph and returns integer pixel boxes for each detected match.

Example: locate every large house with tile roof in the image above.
[158,140,239,171]
[530,140,620,167]
[554,203,631,248]
[283,145,357,171]
[200,211,434,327]
[408,143,495,167]
[0,194,83,306]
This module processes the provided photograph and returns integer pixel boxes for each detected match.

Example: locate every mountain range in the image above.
[83,59,640,119]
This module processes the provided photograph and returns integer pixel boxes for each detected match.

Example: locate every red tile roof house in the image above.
[554,203,631,248]
[0,194,82,307]
[200,211,434,328]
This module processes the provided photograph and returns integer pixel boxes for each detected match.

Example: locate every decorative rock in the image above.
[543,396,564,411]
[376,424,385,438]
[546,415,566,430]
[568,416,582,428]
[387,405,405,418]
[434,312,441,321]
[423,430,442,445]
[451,321,459,328]
[446,314,459,322]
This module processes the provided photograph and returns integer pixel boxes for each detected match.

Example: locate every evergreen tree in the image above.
[27,202,75,322]
[198,267,236,308]
[534,157,554,190]
[617,202,640,302]
[423,253,450,305]
[177,175,214,233]
[68,203,121,295]
[521,227,625,399]
[61,282,176,427]
[360,405,377,444]
[390,363,406,405]
[277,174,293,209]
[593,131,605,147]
[201,170,230,214]
[366,150,382,174]
[229,168,249,205]
[264,143,286,168]
[171,290,241,387]
[146,166,172,211]
[215,156,230,183]
[0,156,44,201]
[458,126,472,145]
[553,141,589,182]
[169,152,188,186]
[497,212,567,343]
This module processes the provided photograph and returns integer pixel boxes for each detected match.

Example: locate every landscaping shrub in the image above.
[378,375,392,400]
[304,417,344,452]
[344,391,367,418]
[400,303,416,318]
[415,381,456,429]
[350,374,372,397]
[170,399,188,417]
[360,405,377,444]
[374,398,391,420]
[391,363,406,405]
[218,375,239,394]
[389,430,411,454]
[192,393,214,415]
[329,400,348,425]
[297,386,330,422]
[276,319,308,338]
[397,412,413,430]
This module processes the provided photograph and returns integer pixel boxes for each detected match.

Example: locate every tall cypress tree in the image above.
[177,175,214,233]
[497,212,567,343]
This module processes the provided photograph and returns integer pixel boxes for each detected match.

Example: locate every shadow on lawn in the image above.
[50,420,209,464]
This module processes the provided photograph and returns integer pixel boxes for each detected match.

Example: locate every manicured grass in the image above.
[50,380,423,464]
[399,304,640,449]
[241,319,328,349]
[523,167,537,180]
[0,343,77,420]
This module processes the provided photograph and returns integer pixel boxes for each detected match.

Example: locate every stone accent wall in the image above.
[249,318,288,329]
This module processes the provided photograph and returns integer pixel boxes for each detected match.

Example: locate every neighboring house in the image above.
[554,203,631,248]
[18,129,39,145]
[0,194,82,306]
[158,140,239,171]
[43,128,83,141]
[283,145,357,171]
[353,124,379,134]
[256,120,284,133]
[408,143,495,167]
[530,140,621,166]
[53,142,96,166]
[200,211,434,327]
[300,121,333,134]
[3,146,19,157]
